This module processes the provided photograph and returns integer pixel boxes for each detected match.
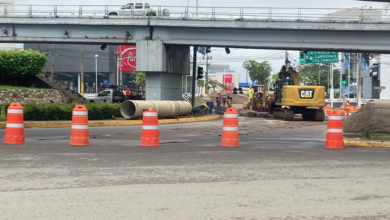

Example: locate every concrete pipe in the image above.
[121,100,193,119]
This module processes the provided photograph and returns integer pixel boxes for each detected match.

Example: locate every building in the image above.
[24,44,140,93]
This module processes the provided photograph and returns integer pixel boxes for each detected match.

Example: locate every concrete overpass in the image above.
[1,5,390,100]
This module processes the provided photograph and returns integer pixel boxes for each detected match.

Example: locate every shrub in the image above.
[362,127,373,140]
[146,9,156,16]
[5,102,122,121]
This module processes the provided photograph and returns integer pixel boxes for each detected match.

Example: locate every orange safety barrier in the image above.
[326,104,331,115]
[70,105,89,146]
[221,108,239,148]
[325,111,344,149]
[141,106,159,147]
[4,103,25,145]
[339,105,345,116]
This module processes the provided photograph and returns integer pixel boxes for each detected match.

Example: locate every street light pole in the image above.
[95,54,98,93]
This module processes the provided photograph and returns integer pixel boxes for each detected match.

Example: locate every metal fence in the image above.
[0,5,387,22]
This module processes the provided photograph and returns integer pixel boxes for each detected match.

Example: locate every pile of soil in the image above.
[195,91,250,107]
[344,100,390,134]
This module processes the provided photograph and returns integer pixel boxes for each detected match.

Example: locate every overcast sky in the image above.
[15,0,385,82]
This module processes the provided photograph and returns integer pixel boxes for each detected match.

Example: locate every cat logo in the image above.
[299,90,315,99]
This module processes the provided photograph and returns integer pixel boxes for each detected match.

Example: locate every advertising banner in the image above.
[117,45,136,71]
[223,74,233,93]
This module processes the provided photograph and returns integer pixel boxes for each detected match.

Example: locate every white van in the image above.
[108,3,170,17]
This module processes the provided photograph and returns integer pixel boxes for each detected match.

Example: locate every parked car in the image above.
[108,3,170,17]
[84,86,127,104]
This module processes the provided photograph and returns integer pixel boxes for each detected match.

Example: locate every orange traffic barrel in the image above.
[349,105,355,113]
[70,105,89,146]
[141,106,159,147]
[339,105,345,116]
[221,108,239,148]
[4,103,25,145]
[325,111,344,149]
[326,104,331,115]
[355,105,360,112]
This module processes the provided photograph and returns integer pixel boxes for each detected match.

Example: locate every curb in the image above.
[0,115,221,129]
[344,140,390,148]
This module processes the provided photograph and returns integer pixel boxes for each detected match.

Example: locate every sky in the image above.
[15,0,385,82]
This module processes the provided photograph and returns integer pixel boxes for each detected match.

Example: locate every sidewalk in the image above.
[0,115,221,129]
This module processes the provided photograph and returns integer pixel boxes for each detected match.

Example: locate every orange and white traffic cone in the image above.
[325,111,344,149]
[340,105,345,116]
[70,105,89,146]
[221,108,239,148]
[141,106,159,147]
[4,103,25,145]
[326,104,331,116]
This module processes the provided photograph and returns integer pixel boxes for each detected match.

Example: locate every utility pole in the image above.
[205,54,209,94]
[318,65,321,86]
[330,64,334,108]
[196,0,198,18]
[191,46,198,107]
[50,44,55,83]
[341,52,345,107]
[348,53,351,99]
[357,53,362,107]
[80,45,84,96]
[339,52,343,99]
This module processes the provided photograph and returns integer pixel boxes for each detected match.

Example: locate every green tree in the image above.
[0,49,47,86]
[197,79,204,88]
[242,60,272,85]
[218,82,228,91]
[207,80,219,91]
[297,64,340,90]
[134,72,146,86]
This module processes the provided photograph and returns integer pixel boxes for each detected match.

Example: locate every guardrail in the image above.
[0,5,387,22]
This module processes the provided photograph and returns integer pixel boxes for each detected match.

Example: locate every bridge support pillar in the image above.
[136,40,190,101]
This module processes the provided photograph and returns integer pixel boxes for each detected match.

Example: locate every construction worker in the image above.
[346,100,351,116]
[216,92,221,114]
[248,86,254,101]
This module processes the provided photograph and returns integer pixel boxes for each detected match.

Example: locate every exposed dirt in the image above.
[195,91,249,107]
[344,100,390,134]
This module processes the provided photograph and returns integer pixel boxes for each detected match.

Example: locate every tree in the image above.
[0,49,47,86]
[207,80,219,92]
[130,71,146,86]
[242,60,272,85]
[297,64,340,90]
[197,79,204,88]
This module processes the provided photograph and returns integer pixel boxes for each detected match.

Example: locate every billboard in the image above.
[117,45,136,72]
[223,74,233,93]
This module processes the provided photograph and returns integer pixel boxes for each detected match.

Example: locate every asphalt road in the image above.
[0,117,390,220]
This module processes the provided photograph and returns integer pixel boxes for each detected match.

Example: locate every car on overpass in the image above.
[108,3,170,17]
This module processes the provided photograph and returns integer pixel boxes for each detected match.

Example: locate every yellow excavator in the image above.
[269,65,325,121]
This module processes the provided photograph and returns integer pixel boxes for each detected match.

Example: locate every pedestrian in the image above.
[248,86,254,101]
[222,94,227,107]
[346,100,351,116]
[216,92,221,114]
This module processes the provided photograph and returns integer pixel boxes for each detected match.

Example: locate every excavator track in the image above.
[302,109,325,121]
[273,108,294,121]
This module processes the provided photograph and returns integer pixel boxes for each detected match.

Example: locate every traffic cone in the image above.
[326,104,331,116]
[325,110,344,149]
[340,105,345,116]
[70,105,89,146]
[221,108,239,148]
[141,106,159,147]
[4,103,25,145]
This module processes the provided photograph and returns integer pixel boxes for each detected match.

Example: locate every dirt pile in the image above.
[195,91,249,107]
[344,100,390,134]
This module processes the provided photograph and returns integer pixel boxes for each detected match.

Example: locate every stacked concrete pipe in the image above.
[121,100,193,119]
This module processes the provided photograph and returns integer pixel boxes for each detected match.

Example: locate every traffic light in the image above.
[342,74,347,85]
[363,53,372,66]
[197,66,204,79]
[299,51,305,64]
[206,47,211,54]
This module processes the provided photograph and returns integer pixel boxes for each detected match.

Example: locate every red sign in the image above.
[223,74,233,93]
[117,45,136,71]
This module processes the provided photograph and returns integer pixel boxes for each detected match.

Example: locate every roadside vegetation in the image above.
[362,127,390,141]
[0,102,122,121]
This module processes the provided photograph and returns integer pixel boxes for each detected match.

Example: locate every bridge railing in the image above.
[0,5,387,22]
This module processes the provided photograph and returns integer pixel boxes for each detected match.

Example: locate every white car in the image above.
[108,3,170,17]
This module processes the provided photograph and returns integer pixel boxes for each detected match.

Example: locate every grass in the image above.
[0,106,5,121]
[370,136,390,141]
[0,85,29,89]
